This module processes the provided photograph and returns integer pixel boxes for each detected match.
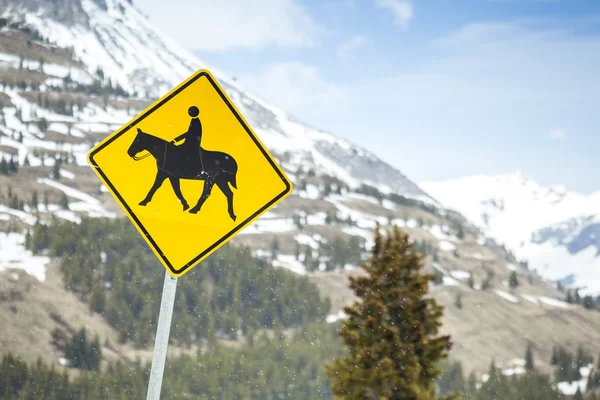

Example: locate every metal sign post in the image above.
[146,271,178,400]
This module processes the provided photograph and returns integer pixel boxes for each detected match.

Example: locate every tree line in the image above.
[26,217,331,348]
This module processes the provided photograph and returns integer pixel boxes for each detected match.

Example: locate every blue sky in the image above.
[137,0,600,193]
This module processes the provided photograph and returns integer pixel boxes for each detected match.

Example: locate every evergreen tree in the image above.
[455,293,463,309]
[467,274,474,289]
[52,158,62,180]
[509,271,519,288]
[583,295,595,309]
[325,225,453,399]
[30,190,38,210]
[576,344,592,368]
[270,237,280,259]
[525,342,534,371]
[0,157,8,174]
[575,289,582,304]
[60,192,69,209]
[456,223,465,240]
[551,346,558,365]
[566,290,574,304]
[89,282,106,314]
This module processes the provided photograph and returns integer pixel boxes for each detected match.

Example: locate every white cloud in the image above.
[135,0,322,51]
[239,61,345,120]
[374,0,414,29]
[337,35,368,61]
[548,128,566,140]
[299,20,600,190]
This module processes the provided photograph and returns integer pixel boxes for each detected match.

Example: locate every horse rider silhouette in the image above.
[171,106,206,177]
[127,106,239,221]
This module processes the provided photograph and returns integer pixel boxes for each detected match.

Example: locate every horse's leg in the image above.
[216,178,236,222]
[139,170,168,206]
[169,177,189,211]
[189,179,214,214]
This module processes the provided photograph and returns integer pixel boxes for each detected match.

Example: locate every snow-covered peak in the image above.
[421,172,600,294]
[1,0,432,200]
[421,172,600,250]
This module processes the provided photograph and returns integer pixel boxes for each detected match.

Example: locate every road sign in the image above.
[88,69,293,277]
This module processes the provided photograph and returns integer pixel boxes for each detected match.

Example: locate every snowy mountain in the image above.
[421,171,600,294]
[0,0,431,201]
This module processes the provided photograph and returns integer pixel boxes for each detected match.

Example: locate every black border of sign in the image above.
[88,71,292,276]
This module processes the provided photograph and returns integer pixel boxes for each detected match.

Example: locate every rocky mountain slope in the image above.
[1,0,600,383]
[421,172,600,295]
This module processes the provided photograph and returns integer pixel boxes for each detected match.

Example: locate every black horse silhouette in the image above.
[126,127,238,221]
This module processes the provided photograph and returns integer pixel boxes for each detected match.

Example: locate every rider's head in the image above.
[188,106,200,118]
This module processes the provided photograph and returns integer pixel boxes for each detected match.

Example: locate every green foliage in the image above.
[433,268,444,285]
[436,361,465,398]
[525,342,534,371]
[0,322,343,399]
[325,226,452,399]
[470,361,564,400]
[64,328,102,371]
[52,158,62,180]
[467,274,475,289]
[321,235,362,271]
[576,344,593,369]
[28,217,330,347]
[456,223,465,239]
[509,271,519,288]
[59,192,69,209]
[481,269,494,290]
[0,157,18,176]
[583,295,596,310]
[553,345,582,383]
[37,117,48,133]
[455,293,463,309]
[355,183,384,204]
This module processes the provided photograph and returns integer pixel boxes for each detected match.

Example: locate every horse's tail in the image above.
[228,157,238,189]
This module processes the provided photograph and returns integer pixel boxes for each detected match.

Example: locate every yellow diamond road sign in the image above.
[88,70,293,277]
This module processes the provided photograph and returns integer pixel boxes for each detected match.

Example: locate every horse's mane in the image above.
[139,130,168,143]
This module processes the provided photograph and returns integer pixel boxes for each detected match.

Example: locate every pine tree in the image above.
[566,290,574,304]
[88,335,102,371]
[30,190,39,210]
[509,271,519,288]
[551,345,558,365]
[525,342,534,371]
[456,223,465,240]
[89,283,106,314]
[583,295,595,309]
[325,225,453,399]
[52,158,62,180]
[0,157,8,174]
[467,274,474,289]
[271,237,280,259]
[60,192,69,209]
[455,293,463,309]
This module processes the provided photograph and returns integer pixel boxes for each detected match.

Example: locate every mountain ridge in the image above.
[421,171,600,294]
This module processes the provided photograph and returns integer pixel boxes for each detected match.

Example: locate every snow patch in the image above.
[0,232,49,281]
[439,240,456,252]
[494,289,519,303]
[449,270,471,280]
[326,310,347,323]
